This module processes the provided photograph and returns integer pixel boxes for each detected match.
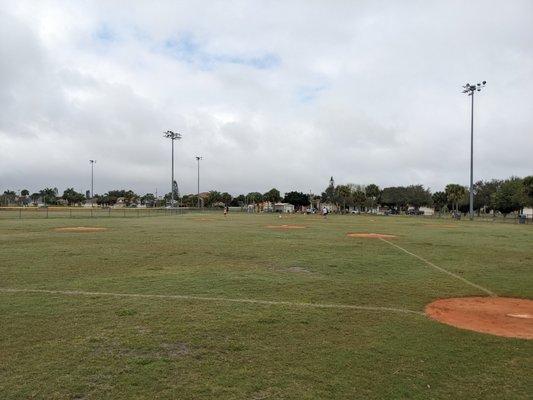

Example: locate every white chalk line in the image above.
[379,238,497,297]
[0,288,425,316]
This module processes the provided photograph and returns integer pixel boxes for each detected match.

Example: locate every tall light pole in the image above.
[89,160,96,206]
[196,156,202,208]
[462,81,486,220]
[164,130,182,207]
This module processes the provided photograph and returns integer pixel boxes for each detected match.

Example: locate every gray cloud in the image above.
[1,1,532,196]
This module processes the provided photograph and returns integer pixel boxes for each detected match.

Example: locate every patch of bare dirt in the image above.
[53,227,108,233]
[160,342,190,357]
[266,224,307,229]
[426,297,533,339]
[346,233,397,239]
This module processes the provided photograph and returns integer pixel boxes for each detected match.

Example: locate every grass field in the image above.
[1,213,532,399]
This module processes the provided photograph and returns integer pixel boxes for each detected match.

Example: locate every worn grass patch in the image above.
[346,232,397,239]
[53,226,108,232]
[265,224,307,229]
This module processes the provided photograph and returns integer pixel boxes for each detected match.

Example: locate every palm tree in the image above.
[336,185,352,212]
[365,184,380,212]
[445,184,466,212]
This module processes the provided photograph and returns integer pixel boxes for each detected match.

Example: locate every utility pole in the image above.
[196,156,202,208]
[462,81,486,220]
[89,160,96,206]
[164,131,182,208]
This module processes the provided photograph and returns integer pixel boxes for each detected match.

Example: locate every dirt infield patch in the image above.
[266,224,307,229]
[347,233,397,239]
[53,227,108,233]
[426,297,533,339]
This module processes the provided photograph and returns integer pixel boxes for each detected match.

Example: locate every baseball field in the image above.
[1,213,532,399]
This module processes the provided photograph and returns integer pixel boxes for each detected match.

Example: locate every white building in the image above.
[274,203,294,213]
[419,206,435,215]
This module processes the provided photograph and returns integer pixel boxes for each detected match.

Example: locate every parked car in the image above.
[406,209,424,216]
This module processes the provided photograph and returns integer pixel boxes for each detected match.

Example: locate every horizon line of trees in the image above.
[1,175,532,215]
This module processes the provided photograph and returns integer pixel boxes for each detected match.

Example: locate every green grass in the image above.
[1,213,532,399]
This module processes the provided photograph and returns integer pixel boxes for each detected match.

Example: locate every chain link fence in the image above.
[0,207,222,219]
[0,207,530,223]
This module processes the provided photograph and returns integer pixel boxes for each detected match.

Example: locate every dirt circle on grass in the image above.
[53,227,108,233]
[346,233,397,239]
[426,297,533,339]
[266,224,307,229]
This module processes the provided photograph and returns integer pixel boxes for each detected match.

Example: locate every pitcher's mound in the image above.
[53,227,108,233]
[426,297,533,339]
[266,224,307,229]
[347,233,396,239]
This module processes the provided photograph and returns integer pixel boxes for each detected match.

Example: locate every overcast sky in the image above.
[1,1,532,196]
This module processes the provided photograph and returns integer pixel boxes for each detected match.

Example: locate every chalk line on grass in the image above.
[0,288,424,316]
[378,238,497,297]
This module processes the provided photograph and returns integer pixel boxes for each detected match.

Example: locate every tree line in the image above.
[318,176,532,215]
[1,175,532,215]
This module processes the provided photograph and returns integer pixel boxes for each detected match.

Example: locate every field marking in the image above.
[0,288,425,316]
[378,238,497,297]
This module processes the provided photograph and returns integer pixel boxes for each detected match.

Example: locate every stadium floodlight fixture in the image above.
[164,130,182,208]
[89,160,96,205]
[195,156,203,209]
[462,81,486,220]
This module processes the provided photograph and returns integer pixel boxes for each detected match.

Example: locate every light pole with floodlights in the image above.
[164,130,182,208]
[89,160,96,206]
[196,156,202,209]
[462,81,486,220]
